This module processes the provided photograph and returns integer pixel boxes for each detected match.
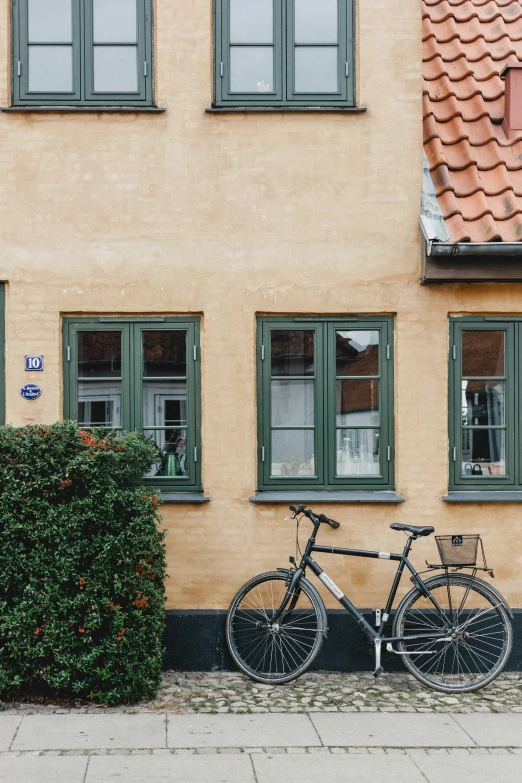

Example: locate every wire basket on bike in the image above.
[435,534,480,567]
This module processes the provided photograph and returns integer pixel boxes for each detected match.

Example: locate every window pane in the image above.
[230,47,273,93]
[462,380,504,427]
[93,0,137,43]
[336,429,380,476]
[78,332,121,378]
[461,430,505,477]
[145,429,188,478]
[142,381,188,428]
[271,380,314,426]
[93,46,138,92]
[336,331,379,376]
[78,381,122,428]
[295,0,338,43]
[271,330,314,376]
[295,47,338,93]
[28,46,73,92]
[271,430,315,476]
[230,0,273,43]
[28,0,72,42]
[143,331,187,377]
[337,380,379,426]
[462,330,504,377]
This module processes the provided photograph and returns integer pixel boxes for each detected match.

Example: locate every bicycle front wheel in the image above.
[394,574,512,693]
[226,571,325,684]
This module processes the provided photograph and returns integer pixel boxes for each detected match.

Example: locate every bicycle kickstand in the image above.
[373,638,383,678]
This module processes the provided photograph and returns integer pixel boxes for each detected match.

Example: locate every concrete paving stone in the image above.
[453,713,522,747]
[0,718,21,751]
[0,755,87,783]
[167,714,320,748]
[12,714,166,751]
[253,753,426,782]
[310,713,473,747]
[86,753,255,782]
[410,751,522,782]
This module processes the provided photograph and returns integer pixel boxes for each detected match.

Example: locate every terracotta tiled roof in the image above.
[423,0,522,242]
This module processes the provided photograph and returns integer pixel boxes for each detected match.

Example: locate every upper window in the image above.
[449,318,520,490]
[12,0,153,106]
[257,317,394,491]
[63,318,202,493]
[214,0,354,107]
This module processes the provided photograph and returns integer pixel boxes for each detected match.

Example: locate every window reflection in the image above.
[271,330,314,376]
[78,332,121,378]
[336,331,379,376]
[462,331,504,377]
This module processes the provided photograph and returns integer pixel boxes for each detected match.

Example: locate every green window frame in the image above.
[214,0,354,108]
[0,285,4,426]
[63,317,202,493]
[449,317,522,491]
[12,0,153,107]
[257,316,394,491]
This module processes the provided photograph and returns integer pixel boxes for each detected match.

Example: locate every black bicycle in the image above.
[226,505,513,692]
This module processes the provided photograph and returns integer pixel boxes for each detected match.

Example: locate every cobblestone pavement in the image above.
[3,670,522,714]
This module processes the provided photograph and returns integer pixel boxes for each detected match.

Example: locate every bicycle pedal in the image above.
[373,667,383,678]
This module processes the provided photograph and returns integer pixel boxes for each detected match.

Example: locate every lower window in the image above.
[257,316,394,490]
[449,318,519,490]
[63,317,201,492]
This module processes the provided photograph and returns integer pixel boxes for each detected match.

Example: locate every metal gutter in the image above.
[420,218,522,258]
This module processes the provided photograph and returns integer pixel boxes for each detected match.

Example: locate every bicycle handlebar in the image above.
[288,505,340,530]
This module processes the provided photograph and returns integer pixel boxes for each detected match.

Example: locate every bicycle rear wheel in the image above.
[394,574,512,692]
[226,571,325,684]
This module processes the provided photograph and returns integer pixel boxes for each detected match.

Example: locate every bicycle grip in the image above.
[318,513,340,529]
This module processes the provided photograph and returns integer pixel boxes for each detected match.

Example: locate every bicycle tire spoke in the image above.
[227,574,322,682]
[397,577,511,692]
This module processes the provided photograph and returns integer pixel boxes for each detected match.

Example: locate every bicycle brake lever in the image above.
[284,515,295,521]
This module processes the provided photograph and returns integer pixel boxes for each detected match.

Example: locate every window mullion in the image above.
[324,322,334,487]
[186,324,196,483]
[80,0,85,101]
[506,323,522,487]
[264,322,272,486]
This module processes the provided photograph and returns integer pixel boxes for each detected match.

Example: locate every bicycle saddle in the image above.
[390,523,434,537]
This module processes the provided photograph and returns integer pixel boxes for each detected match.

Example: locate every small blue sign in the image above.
[20,384,42,401]
[25,355,44,371]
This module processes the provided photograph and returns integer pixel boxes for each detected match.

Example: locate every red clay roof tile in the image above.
[423,0,522,241]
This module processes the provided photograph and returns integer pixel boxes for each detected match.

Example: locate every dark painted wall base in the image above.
[164,609,522,672]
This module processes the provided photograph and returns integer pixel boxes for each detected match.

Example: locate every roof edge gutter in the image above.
[429,241,522,259]
[420,219,522,258]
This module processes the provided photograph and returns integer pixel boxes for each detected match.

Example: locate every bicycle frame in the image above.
[273,515,453,673]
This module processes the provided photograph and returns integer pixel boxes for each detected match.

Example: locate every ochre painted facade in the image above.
[1,0,521,614]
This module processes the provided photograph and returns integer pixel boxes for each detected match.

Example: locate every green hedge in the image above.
[0,422,166,704]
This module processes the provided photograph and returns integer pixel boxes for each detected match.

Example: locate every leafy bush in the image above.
[0,422,166,704]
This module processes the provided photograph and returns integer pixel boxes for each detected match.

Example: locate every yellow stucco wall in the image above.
[1,0,521,612]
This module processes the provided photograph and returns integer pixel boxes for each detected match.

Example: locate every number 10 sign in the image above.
[25,355,44,371]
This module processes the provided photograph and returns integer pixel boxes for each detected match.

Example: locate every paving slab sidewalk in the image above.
[0,717,21,752]
[310,712,472,747]
[11,713,166,751]
[167,713,320,748]
[1,712,522,783]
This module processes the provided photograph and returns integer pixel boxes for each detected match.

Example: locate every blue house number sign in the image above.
[20,384,42,401]
[25,355,44,371]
